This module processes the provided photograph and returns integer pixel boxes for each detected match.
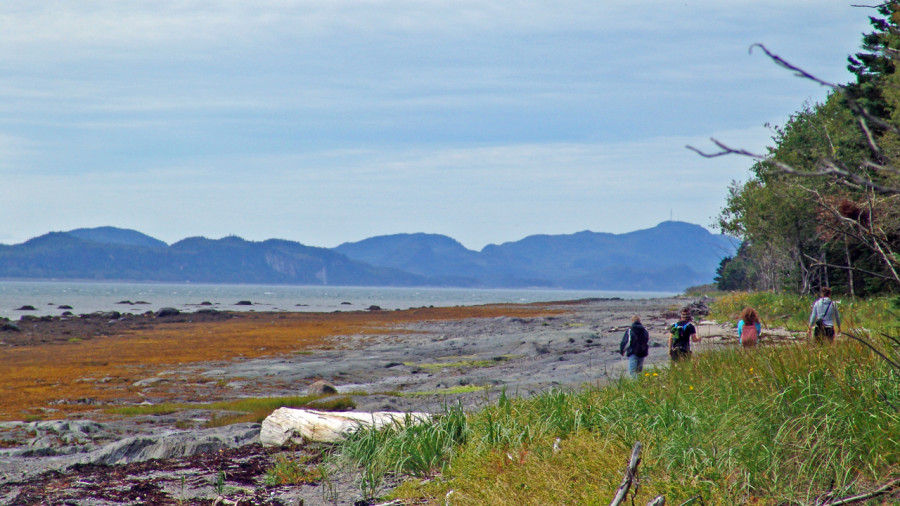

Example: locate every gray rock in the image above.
[156,307,180,317]
[84,424,260,465]
[132,377,166,387]
[308,380,338,396]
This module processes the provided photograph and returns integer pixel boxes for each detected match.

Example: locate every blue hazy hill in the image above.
[0,230,426,286]
[67,226,169,249]
[0,222,737,291]
[336,221,737,290]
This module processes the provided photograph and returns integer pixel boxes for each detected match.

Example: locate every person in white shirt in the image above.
[807,287,841,343]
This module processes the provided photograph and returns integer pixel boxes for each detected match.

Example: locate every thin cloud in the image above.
[0,1,877,248]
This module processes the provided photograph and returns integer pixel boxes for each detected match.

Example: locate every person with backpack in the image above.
[737,306,761,347]
[807,287,841,343]
[669,308,699,361]
[620,315,650,376]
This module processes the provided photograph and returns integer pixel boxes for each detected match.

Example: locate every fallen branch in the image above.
[677,495,703,506]
[609,442,642,506]
[843,332,900,371]
[815,477,900,505]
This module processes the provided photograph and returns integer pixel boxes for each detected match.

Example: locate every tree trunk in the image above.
[845,241,855,298]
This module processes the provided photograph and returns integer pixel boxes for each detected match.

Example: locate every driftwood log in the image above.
[610,442,642,506]
[259,407,431,445]
[609,441,666,506]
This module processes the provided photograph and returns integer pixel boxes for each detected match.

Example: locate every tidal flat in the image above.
[0,296,742,504]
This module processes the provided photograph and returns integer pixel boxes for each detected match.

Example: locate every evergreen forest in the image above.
[713,2,900,297]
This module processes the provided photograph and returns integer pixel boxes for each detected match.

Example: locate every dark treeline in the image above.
[715,2,900,297]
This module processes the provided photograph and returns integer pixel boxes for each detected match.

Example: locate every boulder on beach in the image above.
[15,305,36,311]
[308,380,338,396]
[156,307,180,317]
[86,423,260,465]
[235,300,252,306]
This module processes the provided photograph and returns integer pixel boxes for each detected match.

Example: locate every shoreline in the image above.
[1,295,730,504]
[0,280,677,320]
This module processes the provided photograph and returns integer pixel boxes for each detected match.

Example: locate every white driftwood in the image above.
[260,407,431,446]
[609,441,642,506]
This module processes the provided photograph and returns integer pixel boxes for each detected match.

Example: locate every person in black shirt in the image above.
[669,308,699,361]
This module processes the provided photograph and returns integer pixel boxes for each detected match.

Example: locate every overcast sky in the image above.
[0,1,875,250]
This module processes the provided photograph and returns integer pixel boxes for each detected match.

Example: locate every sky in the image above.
[0,1,876,250]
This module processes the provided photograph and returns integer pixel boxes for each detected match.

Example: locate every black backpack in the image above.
[630,325,650,357]
[628,325,650,357]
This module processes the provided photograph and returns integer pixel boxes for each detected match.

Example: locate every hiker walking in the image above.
[737,306,761,347]
[669,308,699,361]
[620,315,650,376]
[808,287,841,343]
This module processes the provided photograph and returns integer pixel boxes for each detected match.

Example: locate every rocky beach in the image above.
[0,296,777,505]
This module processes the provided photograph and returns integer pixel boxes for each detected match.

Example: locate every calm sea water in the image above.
[0,281,676,320]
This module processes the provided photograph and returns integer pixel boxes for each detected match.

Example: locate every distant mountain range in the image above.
[0,222,738,291]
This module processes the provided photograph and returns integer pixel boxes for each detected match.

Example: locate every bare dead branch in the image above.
[687,139,900,195]
[751,44,900,139]
[749,44,838,88]
[843,332,900,370]
[802,254,898,281]
[880,330,900,349]
[858,117,883,156]
[815,477,900,505]
[646,497,666,506]
[609,442,642,506]
[861,159,900,177]
[676,495,703,506]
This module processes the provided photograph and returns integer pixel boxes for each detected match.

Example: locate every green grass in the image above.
[317,293,900,504]
[401,385,488,396]
[404,358,504,372]
[105,394,356,427]
[707,291,900,334]
[264,453,325,485]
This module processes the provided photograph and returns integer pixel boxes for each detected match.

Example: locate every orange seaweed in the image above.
[0,304,562,421]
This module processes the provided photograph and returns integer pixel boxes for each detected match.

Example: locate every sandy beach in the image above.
[0,296,753,505]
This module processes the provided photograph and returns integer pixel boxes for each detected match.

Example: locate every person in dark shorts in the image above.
[669,308,699,361]
[808,287,841,343]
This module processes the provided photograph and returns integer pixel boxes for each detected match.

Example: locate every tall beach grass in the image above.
[326,293,899,504]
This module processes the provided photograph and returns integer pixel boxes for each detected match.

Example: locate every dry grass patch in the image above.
[0,304,561,420]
